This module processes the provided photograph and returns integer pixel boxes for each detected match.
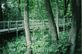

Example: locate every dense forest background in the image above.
[0,0,81,54]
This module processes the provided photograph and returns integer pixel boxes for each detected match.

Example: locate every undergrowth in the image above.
[1,30,69,54]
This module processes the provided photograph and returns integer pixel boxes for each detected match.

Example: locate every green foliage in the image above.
[0,0,72,54]
[1,31,69,54]
[30,30,69,54]
[2,35,27,54]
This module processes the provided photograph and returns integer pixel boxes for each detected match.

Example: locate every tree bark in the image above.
[18,0,21,13]
[63,0,70,31]
[45,0,59,42]
[0,2,3,21]
[55,0,59,38]
[69,0,81,54]
[17,0,21,20]
[24,0,32,54]
[80,1,82,53]
[64,0,69,16]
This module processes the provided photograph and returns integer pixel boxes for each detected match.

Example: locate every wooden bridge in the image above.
[0,19,71,33]
[0,20,24,33]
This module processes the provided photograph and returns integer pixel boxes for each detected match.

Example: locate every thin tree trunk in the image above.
[18,0,21,12]
[63,0,70,31]
[17,0,21,20]
[45,0,59,42]
[0,4,3,21]
[24,0,32,54]
[55,0,59,37]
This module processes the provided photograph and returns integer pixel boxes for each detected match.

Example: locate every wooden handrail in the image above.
[0,20,23,29]
[0,19,72,32]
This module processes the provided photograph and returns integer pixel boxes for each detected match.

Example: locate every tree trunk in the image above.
[18,0,21,13]
[63,0,70,31]
[45,0,59,42]
[69,0,81,54]
[0,3,3,21]
[55,0,59,38]
[24,0,32,54]
[80,1,82,53]
[17,0,21,20]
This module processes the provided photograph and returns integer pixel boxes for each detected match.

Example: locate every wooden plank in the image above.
[0,27,24,33]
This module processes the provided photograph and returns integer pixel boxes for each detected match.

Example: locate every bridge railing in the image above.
[0,18,71,31]
[0,20,24,29]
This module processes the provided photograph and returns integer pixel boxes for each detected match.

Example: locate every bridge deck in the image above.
[0,27,23,33]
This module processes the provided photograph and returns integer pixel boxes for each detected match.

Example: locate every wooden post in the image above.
[8,21,10,32]
[16,21,18,37]
[22,21,24,28]
[3,21,5,29]
[16,21,18,30]
[42,19,44,36]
